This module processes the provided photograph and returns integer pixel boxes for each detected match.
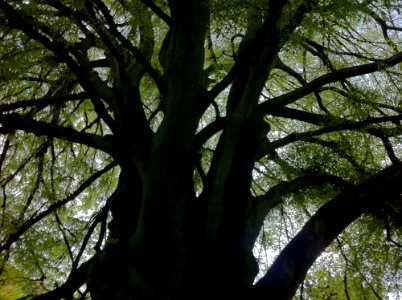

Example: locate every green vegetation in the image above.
[0,0,401,299]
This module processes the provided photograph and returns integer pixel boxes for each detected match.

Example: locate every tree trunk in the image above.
[83,162,402,300]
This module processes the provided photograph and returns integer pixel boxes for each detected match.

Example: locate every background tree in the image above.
[0,0,401,299]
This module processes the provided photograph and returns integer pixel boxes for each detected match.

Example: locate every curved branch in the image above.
[256,173,352,210]
[0,113,115,156]
[254,162,402,299]
[193,117,226,150]
[259,113,402,156]
[31,254,97,300]
[72,204,108,270]
[247,173,352,247]
[260,52,402,113]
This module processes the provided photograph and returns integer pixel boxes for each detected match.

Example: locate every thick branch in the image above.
[208,0,315,100]
[193,117,226,150]
[256,173,352,211]
[255,162,402,299]
[267,107,326,125]
[247,174,352,247]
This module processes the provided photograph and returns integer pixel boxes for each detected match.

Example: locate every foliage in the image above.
[0,0,401,299]
[0,262,44,299]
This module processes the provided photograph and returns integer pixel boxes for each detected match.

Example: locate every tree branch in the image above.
[92,0,166,94]
[260,52,402,113]
[208,0,317,100]
[31,254,97,300]
[193,117,226,150]
[0,0,80,73]
[140,0,172,26]
[0,161,116,253]
[247,174,352,247]
[0,92,88,112]
[0,113,115,156]
[267,107,326,125]
[258,113,402,157]
[0,0,117,129]
[254,162,402,299]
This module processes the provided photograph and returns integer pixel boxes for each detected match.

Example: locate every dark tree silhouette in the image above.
[0,0,401,299]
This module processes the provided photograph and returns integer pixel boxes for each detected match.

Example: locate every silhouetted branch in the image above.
[255,162,402,299]
[140,0,172,26]
[0,113,115,155]
[31,254,97,300]
[0,93,88,112]
[247,173,353,247]
[260,52,402,113]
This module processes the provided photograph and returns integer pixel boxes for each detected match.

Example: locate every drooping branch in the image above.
[0,0,118,126]
[54,212,75,267]
[304,38,382,63]
[274,55,328,113]
[258,113,402,158]
[72,203,110,270]
[0,141,51,191]
[0,92,88,112]
[0,161,116,253]
[301,138,369,175]
[31,254,97,300]
[0,0,80,74]
[378,135,400,164]
[0,113,116,156]
[360,6,400,52]
[336,237,384,300]
[254,162,402,299]
[256,173,352,211]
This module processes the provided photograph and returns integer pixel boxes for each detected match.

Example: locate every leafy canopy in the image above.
[0,0,401,299]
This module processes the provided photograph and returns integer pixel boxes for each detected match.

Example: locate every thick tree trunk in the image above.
[85,2,319,299]
[88,164,402,300]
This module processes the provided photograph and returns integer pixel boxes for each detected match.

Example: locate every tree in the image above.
[0,0,401,298]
